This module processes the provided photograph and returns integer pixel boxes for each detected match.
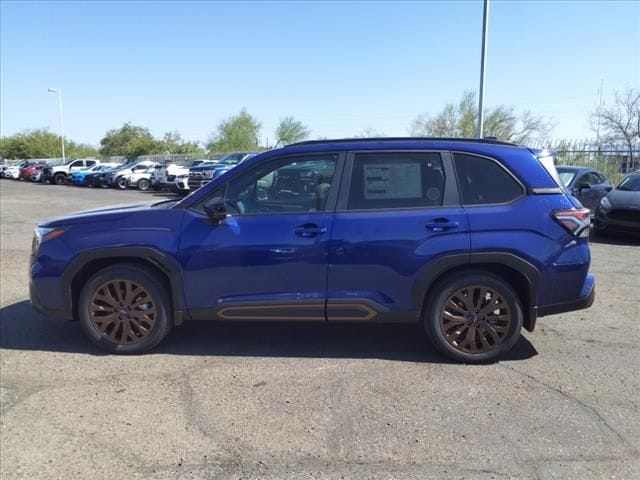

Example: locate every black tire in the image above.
[78,264,173,354]
[54,173,67,185]
[137,178,151,191]
[423,271,523,363]
[114,176,128,189]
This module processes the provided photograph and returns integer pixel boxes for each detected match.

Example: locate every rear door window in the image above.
[347,152,445,210]
[453,153,524,205]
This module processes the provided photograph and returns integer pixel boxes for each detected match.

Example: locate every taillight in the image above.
[552,208,590,238]
[165,169,169,176]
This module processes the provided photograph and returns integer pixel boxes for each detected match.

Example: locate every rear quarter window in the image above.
[453,153,524,205]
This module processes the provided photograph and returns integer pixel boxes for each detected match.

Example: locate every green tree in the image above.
[0,129,98,159]
[207,109,261,153]
[160,131,203,155]
[410,91,551,144]
[274,117,310,146]
[99,122,163,159]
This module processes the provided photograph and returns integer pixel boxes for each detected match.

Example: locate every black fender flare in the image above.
[61,246,186,325]
[411,251,540,331]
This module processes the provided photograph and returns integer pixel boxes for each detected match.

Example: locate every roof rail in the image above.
[286,137,517,147]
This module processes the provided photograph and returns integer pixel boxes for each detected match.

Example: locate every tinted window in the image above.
[347,152,445,210]
[86,160,97,167]
[580,172,602,186]
[70,160,83,168]
[197,155,337,215]
[453,153,523,205]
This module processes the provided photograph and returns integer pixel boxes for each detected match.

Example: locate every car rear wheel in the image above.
[424,271,523,363]
[115,176,127,189]
[79,264,173,354]
[137,178,151,191]
[54,173,67,185]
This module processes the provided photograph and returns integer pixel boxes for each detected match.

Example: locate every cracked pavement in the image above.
[1,180,639,479]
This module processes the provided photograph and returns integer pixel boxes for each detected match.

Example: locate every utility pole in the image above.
[595,78,604,149]
[477,0,490,139]
[48,88,65,162]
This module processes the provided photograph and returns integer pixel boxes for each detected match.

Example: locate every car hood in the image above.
[40,203,158,227]
[606,189,640,208]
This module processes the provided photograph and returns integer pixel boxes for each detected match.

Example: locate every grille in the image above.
[608,209,640,223]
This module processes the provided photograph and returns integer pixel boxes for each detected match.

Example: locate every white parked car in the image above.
[2,163,24,179]
[122,163,159,191]
[151,163,191,191]
[107,161,158,189]
[44,158,99,185]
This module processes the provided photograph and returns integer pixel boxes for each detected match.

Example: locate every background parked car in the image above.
[122,163,158,190]
[2,161,27,179]
[19,162,48,181]
[101,161,156,189]
[43,158,99,185]
[151,162,191,191]
[188,152,257,191]
[556,166,612,212]
[594,170,640,236]
[71,163,122,186]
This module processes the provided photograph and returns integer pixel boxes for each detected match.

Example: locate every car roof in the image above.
[556,165,595,173]
[288,137,516,147]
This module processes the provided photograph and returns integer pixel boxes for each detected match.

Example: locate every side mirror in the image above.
[604,186,613,192]
[203,197,228,224]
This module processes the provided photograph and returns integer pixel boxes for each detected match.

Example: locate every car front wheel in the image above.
[137,178,151,191]
[78,264,173,354]
[424,271,523,363]
[115,176,128,189]
[53,173,67,185]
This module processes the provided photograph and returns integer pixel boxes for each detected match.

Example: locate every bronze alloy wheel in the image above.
[439,285,512,354]
[89,279,157,345]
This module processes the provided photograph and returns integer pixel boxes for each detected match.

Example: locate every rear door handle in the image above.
[426,219,460,232]
[294,224,328,237]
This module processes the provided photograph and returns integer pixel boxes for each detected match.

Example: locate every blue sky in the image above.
[1,0,638,147]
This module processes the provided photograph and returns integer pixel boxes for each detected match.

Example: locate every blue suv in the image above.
[30,138,595,362]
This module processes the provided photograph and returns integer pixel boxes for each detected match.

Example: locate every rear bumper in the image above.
[537,274,595,317]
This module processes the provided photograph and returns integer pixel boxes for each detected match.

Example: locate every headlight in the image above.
[32,227,65,254]
[203,170,214,179]
[599,196,611,212]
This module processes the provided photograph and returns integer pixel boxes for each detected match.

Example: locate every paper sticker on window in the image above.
[363,162,422,199]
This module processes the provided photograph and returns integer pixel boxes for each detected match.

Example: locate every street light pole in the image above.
[477,0,490,139]
[48,88,65,162]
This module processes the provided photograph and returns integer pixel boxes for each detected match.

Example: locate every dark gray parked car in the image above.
[594,170,640,235]
[556,166,612,212]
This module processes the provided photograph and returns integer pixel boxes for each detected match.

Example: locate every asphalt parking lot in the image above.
[1,179,638,480]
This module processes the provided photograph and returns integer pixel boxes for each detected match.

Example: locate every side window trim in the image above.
[190,152,346,216]
[450,151,526,207]
[335,150,459,212]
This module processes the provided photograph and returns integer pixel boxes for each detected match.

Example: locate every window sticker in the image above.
[363,162,422,199]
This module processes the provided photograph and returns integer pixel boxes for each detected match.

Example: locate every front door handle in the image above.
[294,223,328,237]
[426,218,460,232]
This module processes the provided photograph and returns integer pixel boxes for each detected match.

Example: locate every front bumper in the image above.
[30,281,73,321]
[594,207,640,234]
[537,274,595,317]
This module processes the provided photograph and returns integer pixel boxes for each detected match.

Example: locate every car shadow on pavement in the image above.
[589,230,640,246]
[0,300,538,363]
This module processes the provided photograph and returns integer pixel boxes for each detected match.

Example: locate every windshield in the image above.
[217,153,246,165]
[556,169,577,187]
[616,174,640,192]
